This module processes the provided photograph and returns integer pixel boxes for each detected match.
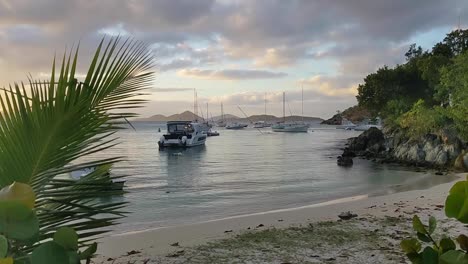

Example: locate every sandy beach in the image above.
[93,172,466,263]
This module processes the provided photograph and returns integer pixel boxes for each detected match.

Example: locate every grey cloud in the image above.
[178,69,288,80]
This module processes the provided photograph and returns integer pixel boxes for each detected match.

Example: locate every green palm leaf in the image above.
[0,37,154,250]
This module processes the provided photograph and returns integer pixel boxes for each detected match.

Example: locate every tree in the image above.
[443,29,468,56]
[0,37,154,262]
[405,44,423,61]
[439,51,468,140]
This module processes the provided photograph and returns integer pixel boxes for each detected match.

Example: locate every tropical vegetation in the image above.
[0,37,154,263]
[356,29,468,140]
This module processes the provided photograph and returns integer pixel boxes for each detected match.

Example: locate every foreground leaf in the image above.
[440,250,468,264]
[78,242,97,260]
[0,258,13,264]
[457,235,468,251]
[0,201,39,241]
[53,227,78,250]
[421,246,438,264]
[445,181,468,223]
[0,182,35,209]
[0,235,6,258]
[413,215,427,234]
[401,238,422,254]
[31,241,69,264]
[440,237,456,253]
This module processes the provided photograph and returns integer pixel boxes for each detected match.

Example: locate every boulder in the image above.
[454,151,468,172]
[349,127,385,152]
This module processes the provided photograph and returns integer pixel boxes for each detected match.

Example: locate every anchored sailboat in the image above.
[271,91,309,133]
[253,92,271,128]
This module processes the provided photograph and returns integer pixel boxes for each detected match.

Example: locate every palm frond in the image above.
[0,37,154,249]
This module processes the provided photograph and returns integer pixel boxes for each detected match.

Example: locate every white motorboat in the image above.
[226,122,245,130]
[336,118,356,130]
[158,121,207,149]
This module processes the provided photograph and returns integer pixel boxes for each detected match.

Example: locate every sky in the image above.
[0,0,467,119]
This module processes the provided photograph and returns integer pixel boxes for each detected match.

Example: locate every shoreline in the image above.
[96,172,465,261]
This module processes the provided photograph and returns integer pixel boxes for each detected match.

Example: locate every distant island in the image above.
[134,110,323,123]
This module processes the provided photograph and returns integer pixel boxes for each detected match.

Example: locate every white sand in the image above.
[96,173,466,261]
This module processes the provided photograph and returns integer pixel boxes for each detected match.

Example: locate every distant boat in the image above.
[158,121,207,149]
[253,121,268,128]
[336,118,356,130]
[207,129,220,136]
[226,122,245,130]
[271,91,309,133]
[69,167,125,191]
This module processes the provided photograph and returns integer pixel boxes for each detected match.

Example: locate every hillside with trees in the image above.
[356,29,468,141]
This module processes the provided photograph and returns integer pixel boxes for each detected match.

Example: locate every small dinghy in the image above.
[69,167,125,191]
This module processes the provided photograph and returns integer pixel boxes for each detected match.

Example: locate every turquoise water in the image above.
[100,122,452,233]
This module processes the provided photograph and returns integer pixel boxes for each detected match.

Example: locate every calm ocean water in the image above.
[96,122,453,233]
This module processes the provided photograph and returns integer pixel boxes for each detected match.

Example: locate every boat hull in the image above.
[271,127,308,132]
[158,137,206,148]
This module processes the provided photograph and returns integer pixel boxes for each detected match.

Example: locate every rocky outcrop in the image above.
[337,156,353,166]
[321,114,342,125]
[341,128,467,171]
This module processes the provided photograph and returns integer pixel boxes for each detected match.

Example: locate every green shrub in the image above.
[401,175,468,263]
[398,99,447,139]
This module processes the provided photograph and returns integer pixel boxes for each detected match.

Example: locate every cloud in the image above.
[178,68,288,80]
[302,75,359,97]
[153,87,193,92]
[158,58,194,72]
[1,0,468,117]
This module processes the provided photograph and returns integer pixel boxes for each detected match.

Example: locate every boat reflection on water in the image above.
[159,146,207,187]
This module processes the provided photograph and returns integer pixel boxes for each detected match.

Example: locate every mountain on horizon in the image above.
[135,111,323,123]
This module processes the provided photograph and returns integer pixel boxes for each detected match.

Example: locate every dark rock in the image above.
[342,148,356,157]
[337,156,353,166]
[349,127,384,152]
[224,230,233,233]
[170,242,179,247]
[338,211,358,220]
[435,171,443,175]
[256,224,264,228]
[126,250,141,255]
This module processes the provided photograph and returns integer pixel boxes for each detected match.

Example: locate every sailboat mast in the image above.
[264,92,267,117]
[193,89,196,121]
[221,102,224,122]
[301,84,304,123]
[206,102,209,122]
[283,92,285,123]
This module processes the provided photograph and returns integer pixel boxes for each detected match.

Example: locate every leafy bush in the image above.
[401,175,468,263]
[397,100,447,139]
[0,182,97,263]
